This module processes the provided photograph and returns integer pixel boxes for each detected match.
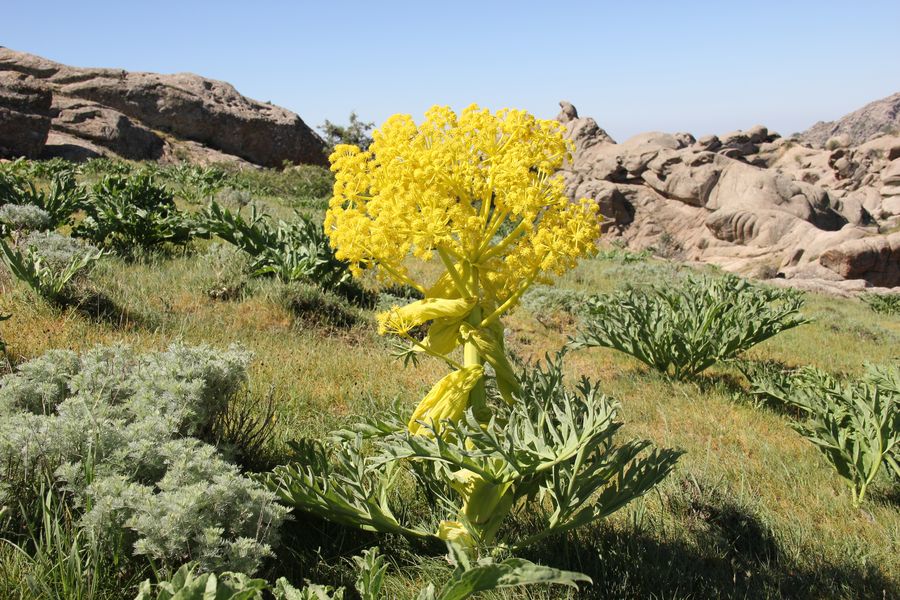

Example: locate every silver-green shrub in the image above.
[0,342,286,574]
[0,203,51,232]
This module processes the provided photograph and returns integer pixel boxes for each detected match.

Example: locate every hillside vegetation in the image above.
[0,156,897,600]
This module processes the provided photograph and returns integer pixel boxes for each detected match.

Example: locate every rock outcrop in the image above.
[558,101,900,291]
[800,91,900,148]
[0,71,52,159]
[0,47,325,167]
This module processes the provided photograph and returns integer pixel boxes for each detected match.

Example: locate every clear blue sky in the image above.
[4,1,898,141]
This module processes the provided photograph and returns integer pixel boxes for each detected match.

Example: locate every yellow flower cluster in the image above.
[325,104,601,305]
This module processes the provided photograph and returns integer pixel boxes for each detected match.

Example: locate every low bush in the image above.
[74,171,195,256]
[200,201,360,300]
[745,363,899,505]
[0,233,103,306]
[164,163,231,204]
[863,293,900,316]
[198,243,251,301]
[0,171,87,228]
[573,274,809,380]
[0,203,51,233]
[0,343,285,574]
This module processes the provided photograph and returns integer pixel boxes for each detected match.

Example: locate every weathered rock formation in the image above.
[558,101,900,292]
[0,70,52,159]
[0,47,326,167]
[800,91,900,148]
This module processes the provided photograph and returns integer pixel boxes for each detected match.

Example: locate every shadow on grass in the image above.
[264,511,445,596]
[70,288,150,329]
[516,495,896,600]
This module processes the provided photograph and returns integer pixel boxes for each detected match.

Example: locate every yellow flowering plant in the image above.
[263,106,680,554]
[325,104,600,428]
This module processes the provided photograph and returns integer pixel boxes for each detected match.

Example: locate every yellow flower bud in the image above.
[408,365,484,436]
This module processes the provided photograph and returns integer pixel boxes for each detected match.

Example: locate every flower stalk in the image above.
[325,105,601,545]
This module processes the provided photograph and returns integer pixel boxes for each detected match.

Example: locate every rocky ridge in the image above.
[0,47,325,167]
[558,101,900,293]
[800,92,900,148]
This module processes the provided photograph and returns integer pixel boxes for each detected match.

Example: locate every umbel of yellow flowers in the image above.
[326,105,600,425]
[325,105,600,545]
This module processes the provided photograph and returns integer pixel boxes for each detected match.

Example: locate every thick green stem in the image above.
[465,305,490,424]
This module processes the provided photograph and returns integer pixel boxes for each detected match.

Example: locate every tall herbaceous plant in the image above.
[326,105,598,426]
[266,105,680,553]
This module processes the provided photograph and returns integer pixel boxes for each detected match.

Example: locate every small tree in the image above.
[319,112,375,153]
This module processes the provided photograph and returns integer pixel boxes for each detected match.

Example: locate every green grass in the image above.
[1,164,898,599]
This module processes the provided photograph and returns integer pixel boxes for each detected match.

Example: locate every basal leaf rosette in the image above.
[325,104,600,442]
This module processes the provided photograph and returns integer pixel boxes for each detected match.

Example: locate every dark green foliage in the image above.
[261,352,680,551]
[319,112,375,153]
[745,363,899,505]
[199,201,357,298]
[278,282,365,329]
[164,163,231,204]
[0,312,8,354]
[74,172,195,256]
[863,293,900,316]
[573,274,809,380]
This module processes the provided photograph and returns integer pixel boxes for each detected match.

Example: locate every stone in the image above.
[50,96,164,160]
[800,91,900,147]
[818,232,900,286]
[0,71,52,158]
[0,46,325,167]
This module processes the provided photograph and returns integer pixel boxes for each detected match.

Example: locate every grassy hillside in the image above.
[0,160,897,599]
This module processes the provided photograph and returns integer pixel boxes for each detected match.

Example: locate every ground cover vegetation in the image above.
[0,108,897,599]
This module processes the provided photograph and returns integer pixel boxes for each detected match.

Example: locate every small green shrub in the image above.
[74,171,195,256]
[0,234,103,306]
[164,163,231,204]
[863,293,900,316]
[277,282,365,329]
[81,157,135,177]
[198,243,251,301]
[262,352,680,551]
[746,363,899,505]
[573,274,809,380]
[200,201,358,299]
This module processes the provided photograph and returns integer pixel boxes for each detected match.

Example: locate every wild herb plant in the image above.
[0,171,87,228]
[0,234,103,306]
[74,171,195,256]
[135,544,589,600]
[200,201,354,295]
[862,293,900,316]
[165,163,231,204]
[745,363,899,505]
[264,106,678,554]
[573,274,809,380]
